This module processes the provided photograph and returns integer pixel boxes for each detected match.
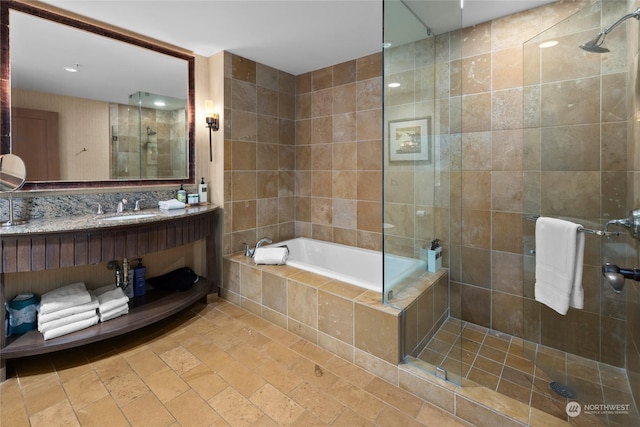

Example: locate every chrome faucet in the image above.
[243,237,273,257]
[605,208,640,240]
[116,198,128,213]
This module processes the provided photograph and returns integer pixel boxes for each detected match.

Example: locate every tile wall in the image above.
[294,54,383,250]
[444,0,633,367]
[223,51,383,256]
[223,52,297,255]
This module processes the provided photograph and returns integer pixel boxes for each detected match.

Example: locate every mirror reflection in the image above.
[7,6,192,184]
[0,154,27,192]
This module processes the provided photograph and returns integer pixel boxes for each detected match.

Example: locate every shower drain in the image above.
[549,381,575,399]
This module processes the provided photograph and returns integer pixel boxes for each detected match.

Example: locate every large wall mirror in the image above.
[0,1,195,190]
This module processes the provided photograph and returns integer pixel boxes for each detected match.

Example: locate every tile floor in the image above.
[1,299,469,427]
[417,319,640,427]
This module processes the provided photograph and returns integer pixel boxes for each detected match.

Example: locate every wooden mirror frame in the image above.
[0,1,195,190]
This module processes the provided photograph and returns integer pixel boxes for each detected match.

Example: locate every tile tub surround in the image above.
[222,254,571,426]
[222,252,448,368]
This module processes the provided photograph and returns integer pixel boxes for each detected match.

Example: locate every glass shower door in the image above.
[383,0,462,385]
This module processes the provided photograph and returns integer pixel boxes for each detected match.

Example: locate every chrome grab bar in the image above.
[525,215,621,237]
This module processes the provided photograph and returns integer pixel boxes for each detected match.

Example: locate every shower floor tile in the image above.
[416,319,640,426]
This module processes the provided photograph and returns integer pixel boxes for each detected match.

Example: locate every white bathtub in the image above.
[272,238,426,293]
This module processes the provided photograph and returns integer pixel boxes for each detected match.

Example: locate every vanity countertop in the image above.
[0,204,219,237]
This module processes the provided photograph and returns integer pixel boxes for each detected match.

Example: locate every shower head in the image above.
[579,7,640,53]
[579,32,610,53]
[146,126,156,136]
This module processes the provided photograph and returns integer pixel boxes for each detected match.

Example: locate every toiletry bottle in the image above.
[133,258,146,297]
[115,265,122,288]
[198,177,208,204]
[427,239,442,273]
[177,184,187,203]
[122,258,134,298]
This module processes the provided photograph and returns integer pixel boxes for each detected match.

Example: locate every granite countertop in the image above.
[0,204,219,236]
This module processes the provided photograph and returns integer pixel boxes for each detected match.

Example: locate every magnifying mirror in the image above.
[0,153,27,226]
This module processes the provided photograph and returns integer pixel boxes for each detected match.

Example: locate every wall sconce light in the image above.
[205,100,219,162]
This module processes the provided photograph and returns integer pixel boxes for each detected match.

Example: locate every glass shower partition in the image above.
[383,0,462,385]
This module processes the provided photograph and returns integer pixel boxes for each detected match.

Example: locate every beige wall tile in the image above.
[319,290,354,344]
[354,303,401,364]
[492,47,523,90]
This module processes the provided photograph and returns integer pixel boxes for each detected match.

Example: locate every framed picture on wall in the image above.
[388,117,432,163]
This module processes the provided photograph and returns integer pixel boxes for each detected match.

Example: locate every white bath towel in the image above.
[39,282,92,315]
[38,309,98,333]
[158,199,186,210]
[93,285,129,313]
[99,304,129,322]
[534,217,585,315]
[42,314,99,341]
[253,247,289,265]
[37,293,99,325]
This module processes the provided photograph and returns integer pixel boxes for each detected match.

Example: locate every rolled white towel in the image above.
[253,247,289,265]
[38,293,99,325]
[39,282,92,315]
[158,199,186,210]
[42,314,99,341]
[38,309,98,333]
[99,304,129,322]
[93,285,129,313]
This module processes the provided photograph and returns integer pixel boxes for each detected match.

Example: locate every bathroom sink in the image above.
[100,213,157,221]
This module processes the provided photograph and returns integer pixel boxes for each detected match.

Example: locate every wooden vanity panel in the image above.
[45,236,60,270]
[31,237,46,271]
[101,231,115,262]
[1,211,218,273]
[60,235,75,268]
[2,238,17,273]
[16,239,31,272]
[74,234,88,266]
[88,233,102,265]
[137,227,149,256]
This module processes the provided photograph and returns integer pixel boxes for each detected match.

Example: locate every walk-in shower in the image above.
[384,0,639,425]
[580,7,640,52]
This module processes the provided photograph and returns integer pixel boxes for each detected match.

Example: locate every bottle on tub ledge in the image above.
[427,239,442,273]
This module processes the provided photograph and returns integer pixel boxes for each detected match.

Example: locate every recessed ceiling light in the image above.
[64,64,80,73]
[388,82,401,88]
[539,40,558,48]
[154,101,166,107]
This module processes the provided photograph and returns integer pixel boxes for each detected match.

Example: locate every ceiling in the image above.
[38,0,557,76]
[10,1,558,106]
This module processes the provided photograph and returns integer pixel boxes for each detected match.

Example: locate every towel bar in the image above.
[525,215,621,237]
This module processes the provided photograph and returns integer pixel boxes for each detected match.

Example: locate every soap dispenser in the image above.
[133,258,146,297]
[198,177,208,204]
[177,184,187,203]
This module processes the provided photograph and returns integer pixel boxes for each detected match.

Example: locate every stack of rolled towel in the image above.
[158,199,186,210]
[37,282,99,341]
[93,284,130,322]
